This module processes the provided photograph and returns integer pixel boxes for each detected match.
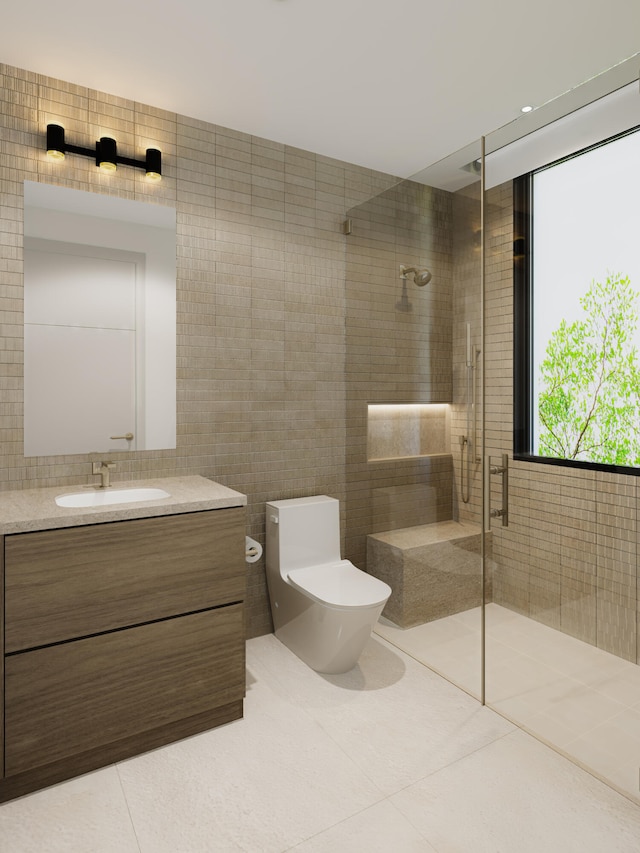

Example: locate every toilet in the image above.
[265,495,391,674]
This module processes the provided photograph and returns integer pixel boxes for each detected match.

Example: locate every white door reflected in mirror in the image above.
[23,182,176,457]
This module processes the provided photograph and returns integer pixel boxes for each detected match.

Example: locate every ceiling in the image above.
[2,0,640,179]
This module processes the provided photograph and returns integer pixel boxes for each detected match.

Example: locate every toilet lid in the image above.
[287,560,391,609]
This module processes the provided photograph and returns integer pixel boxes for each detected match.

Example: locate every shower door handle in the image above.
[484,453,509,530]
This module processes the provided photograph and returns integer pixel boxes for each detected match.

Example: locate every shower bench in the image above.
[366,520,490,629]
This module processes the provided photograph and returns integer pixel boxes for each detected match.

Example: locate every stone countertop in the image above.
[0,475,247,535]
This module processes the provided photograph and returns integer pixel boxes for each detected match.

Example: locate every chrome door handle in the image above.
[110,433,134,440]
[484,453,509,530]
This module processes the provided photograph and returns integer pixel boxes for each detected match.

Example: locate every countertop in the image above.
[0,475,247,534]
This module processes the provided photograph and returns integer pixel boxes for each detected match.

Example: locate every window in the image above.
[514,126,640,473]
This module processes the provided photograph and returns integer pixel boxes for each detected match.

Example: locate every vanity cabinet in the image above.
[0,506,246,802]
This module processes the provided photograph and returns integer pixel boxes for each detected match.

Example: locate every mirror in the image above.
[23,182,176,456]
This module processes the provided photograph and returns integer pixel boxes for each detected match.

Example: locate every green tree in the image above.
[538,273,640,465]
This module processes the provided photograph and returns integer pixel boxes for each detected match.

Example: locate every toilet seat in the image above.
[287,560,391,609]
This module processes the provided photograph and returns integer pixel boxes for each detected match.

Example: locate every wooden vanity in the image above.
[0,476,247,803]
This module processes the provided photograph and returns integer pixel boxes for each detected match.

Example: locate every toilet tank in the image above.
[266,495,341,575]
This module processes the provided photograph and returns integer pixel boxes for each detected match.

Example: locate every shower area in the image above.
[343,59,640,807]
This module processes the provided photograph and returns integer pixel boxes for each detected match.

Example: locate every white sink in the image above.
[55,487,170,508]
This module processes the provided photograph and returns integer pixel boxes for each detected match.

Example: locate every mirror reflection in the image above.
[23,182,176,456]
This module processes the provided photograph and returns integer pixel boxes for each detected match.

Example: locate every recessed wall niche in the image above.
[367,404,450,462]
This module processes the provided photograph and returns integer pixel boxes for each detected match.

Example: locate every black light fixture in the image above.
[97,136,118,173]
[46,123,66,160]
[45,124,162,181]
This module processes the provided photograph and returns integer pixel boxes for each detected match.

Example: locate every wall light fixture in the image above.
[45,124,162,181]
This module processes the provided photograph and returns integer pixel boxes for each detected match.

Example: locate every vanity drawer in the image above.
[4,604,245,776]
[4,508,245,652]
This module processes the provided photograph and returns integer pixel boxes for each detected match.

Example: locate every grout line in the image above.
[114,763,144,853]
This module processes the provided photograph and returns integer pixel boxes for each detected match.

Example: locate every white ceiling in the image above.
[3,0,640,179]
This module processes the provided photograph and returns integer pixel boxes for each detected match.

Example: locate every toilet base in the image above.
[272,593,386,674]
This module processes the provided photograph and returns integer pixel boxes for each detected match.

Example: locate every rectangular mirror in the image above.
[23,181,176,456]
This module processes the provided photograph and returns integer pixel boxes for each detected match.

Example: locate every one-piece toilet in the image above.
[265,495,391,674]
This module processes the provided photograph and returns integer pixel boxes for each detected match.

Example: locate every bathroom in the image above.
[2,23,640,851]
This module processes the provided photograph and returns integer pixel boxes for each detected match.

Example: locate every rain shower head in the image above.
[400,264,432,287]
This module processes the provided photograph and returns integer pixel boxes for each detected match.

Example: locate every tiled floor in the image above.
[376,602,640,806]
[2,631,640,851]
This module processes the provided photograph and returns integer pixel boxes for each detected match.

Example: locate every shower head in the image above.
[400,264,432,287]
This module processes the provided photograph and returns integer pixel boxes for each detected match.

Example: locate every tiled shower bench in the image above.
[367,520,491,628]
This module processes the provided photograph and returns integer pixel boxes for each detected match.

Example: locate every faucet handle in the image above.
[92,461,115,489]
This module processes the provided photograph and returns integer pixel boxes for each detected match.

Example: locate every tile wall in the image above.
[3,61,636,660]
[343,179,455,567]
[483,181,640,664]
[0,62,399,637]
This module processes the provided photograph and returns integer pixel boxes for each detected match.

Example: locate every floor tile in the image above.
[521,709,584,748]
[116,658,384,853]
[385,603,640,807]
[565,707,640,800]
[484,601,523,627]
[290,800,437,852]
[246,633,513,819]
[449,607,484,631]
[0,766,139,853]
[486,662,568,717]
[534,680,626,734]
[255,634,514,796]
[583,664,640,707]
[391,729,640,853]
[377,614,474,646]
[375,616,482,697]
[250,632,410,708]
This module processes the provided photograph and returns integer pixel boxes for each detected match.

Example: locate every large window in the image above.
[514,126,640,472]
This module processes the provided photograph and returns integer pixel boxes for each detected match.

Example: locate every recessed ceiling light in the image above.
[520,105,534,113]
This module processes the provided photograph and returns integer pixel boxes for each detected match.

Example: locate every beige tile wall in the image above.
[4,62,635,659]
[0,62,397,638]
[343,179,454,567]
[483,181,640,664]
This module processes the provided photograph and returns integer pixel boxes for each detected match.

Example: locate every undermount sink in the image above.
[55,487,170,508]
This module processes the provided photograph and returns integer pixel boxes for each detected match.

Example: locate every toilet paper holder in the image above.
[245,535,263,563]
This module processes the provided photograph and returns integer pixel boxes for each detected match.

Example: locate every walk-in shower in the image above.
[346,54,640,811]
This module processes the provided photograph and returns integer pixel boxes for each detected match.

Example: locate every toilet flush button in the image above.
[269,515,279,523]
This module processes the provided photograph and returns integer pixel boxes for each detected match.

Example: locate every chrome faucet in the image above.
[92,461,115,489]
